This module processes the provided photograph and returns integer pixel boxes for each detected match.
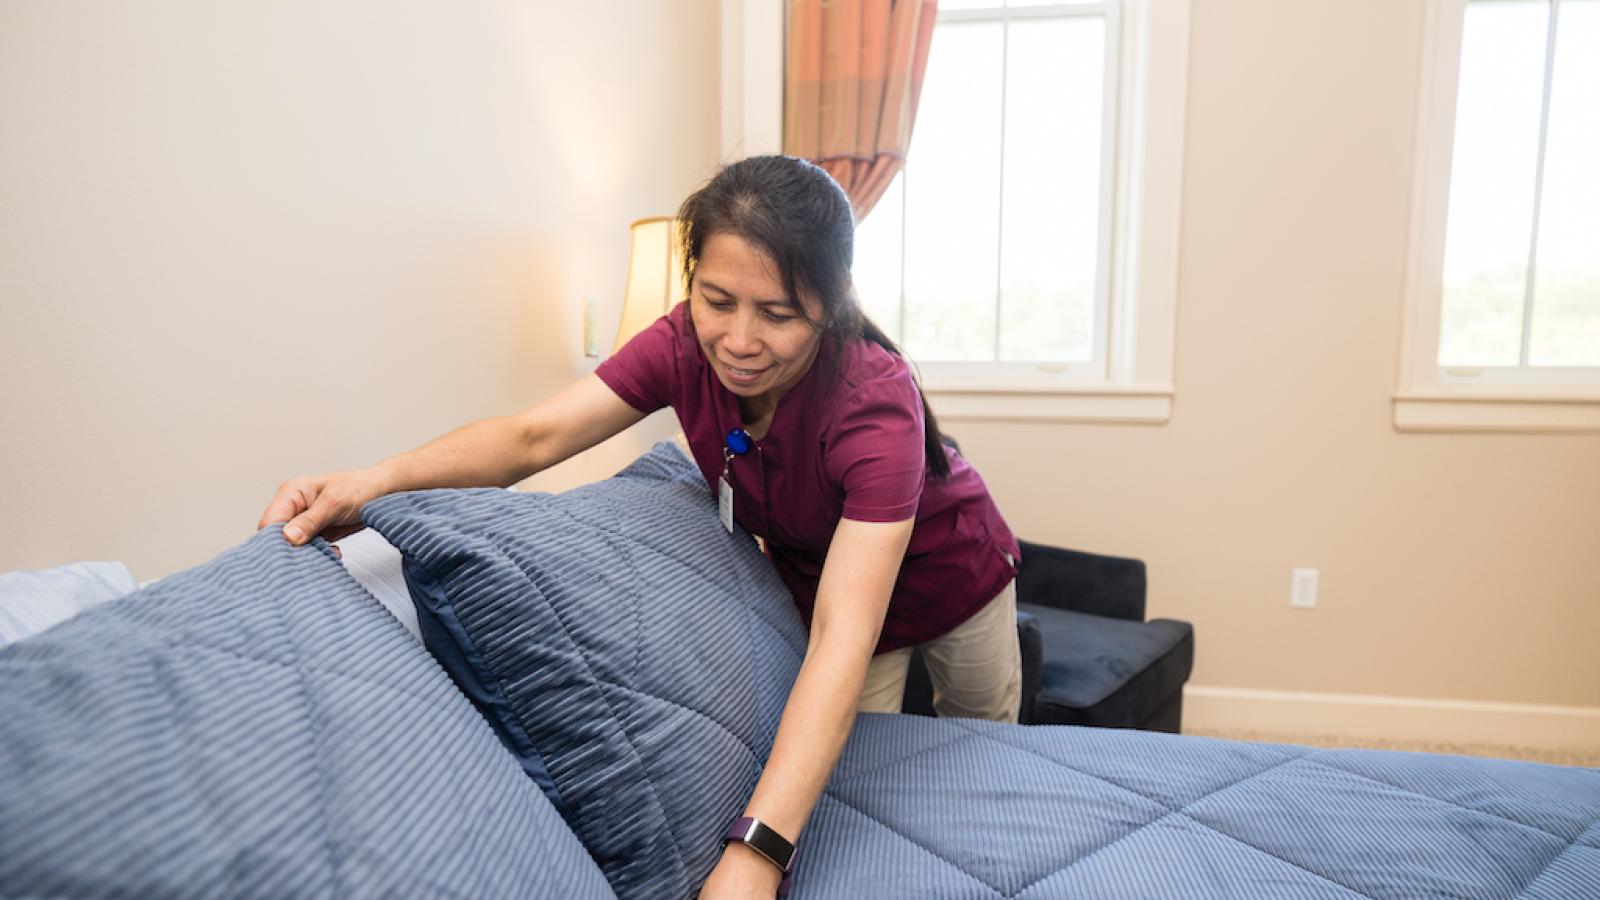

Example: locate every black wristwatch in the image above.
[723,816,796,895]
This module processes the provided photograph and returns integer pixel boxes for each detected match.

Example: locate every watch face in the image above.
[726,817,795,871]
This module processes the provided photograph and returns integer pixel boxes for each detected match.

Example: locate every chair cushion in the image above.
[1020,602,1193,728]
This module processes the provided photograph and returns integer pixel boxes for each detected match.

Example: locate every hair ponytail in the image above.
[858,319,953,479]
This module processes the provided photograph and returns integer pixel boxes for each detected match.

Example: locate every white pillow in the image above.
[334,528,423,642]
[1,533,425,650]
[0,561,139,648]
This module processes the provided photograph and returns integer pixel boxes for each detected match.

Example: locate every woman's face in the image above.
[689,231,824,407]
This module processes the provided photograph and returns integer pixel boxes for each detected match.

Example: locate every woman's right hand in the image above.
[257,469,387,546]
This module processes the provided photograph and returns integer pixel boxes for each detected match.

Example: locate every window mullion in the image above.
[993,17,1010,362]
[1520,0,1561,367]
[1096,1,1123,380]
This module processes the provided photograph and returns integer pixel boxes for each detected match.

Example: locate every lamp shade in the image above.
[614,217,687,352]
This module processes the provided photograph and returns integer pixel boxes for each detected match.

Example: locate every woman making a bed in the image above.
[259,155,1020,900]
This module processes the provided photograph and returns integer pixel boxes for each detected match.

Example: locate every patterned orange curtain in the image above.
[785,0,939,222]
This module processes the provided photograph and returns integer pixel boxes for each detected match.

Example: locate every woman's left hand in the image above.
[697,845,784,899]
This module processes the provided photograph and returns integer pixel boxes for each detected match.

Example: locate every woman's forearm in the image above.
[263,375,644,545]
[369,375,647,495]
[370,415,537,494]
[739,635,873,842]
[734,516,915,851]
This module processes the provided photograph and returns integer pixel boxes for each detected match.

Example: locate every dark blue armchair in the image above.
[902,540,1194,732]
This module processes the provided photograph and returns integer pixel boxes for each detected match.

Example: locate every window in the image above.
[850,0,1186,422]
[1398,0,1600,432]
[721,0,1189,422]
[853,2,1115,373]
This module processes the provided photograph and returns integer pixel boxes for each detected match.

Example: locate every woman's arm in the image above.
[259,374,645,544]
[699,515,915,898]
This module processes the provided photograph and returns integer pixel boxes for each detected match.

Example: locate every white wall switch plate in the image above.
[582,297,599,358]
[1290,568,1318,609]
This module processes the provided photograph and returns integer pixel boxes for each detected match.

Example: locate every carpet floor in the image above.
[1185,726,1600,769]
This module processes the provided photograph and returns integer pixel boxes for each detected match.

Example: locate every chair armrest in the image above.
[1015,609,1042,724]
[1016,539,1147,621]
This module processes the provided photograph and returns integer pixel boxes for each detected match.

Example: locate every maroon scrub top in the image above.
[595,302,1019,654]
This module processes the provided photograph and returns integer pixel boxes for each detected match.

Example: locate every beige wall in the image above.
[3,0,1595,727]
[951,0,1600,714]
[1,1,718,581]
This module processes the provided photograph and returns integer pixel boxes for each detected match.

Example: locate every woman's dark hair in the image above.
[676,155,954,479]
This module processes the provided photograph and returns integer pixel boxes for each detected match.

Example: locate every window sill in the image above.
[1393,390,1600,433]
[925,384,1174,424]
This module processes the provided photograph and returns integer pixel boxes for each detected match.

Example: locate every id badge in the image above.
[718,476,734,533]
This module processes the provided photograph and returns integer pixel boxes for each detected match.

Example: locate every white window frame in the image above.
[720,0,1190,424]
[884,2,1119,392]
[1397,0,1600,433]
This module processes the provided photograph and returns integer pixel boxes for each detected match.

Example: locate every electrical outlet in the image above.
[1290,568,1318,609]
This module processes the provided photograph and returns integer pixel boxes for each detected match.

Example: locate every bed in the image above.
[2,442,1596,899]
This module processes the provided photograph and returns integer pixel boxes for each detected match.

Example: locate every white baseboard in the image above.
[1184,685,1600,753]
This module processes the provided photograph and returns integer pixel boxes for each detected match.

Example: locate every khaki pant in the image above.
[856,579,1021,723]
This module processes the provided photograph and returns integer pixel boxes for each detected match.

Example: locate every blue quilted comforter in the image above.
[0,528,614,899]
[798,715,1600,898]
[2,520,1597,898]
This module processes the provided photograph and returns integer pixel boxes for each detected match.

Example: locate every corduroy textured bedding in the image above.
[796,714,1600,898]
[364,440,807,899]
[1,442,1596,899]
[0,527,615,900]
[366,442,1600,899]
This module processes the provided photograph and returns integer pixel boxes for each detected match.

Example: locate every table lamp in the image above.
[614,217,687,352]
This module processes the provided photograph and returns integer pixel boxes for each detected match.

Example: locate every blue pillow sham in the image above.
[363,441,807,899]
[0,527,614,899]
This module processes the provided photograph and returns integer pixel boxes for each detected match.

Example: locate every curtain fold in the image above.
[785,0,938,221]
